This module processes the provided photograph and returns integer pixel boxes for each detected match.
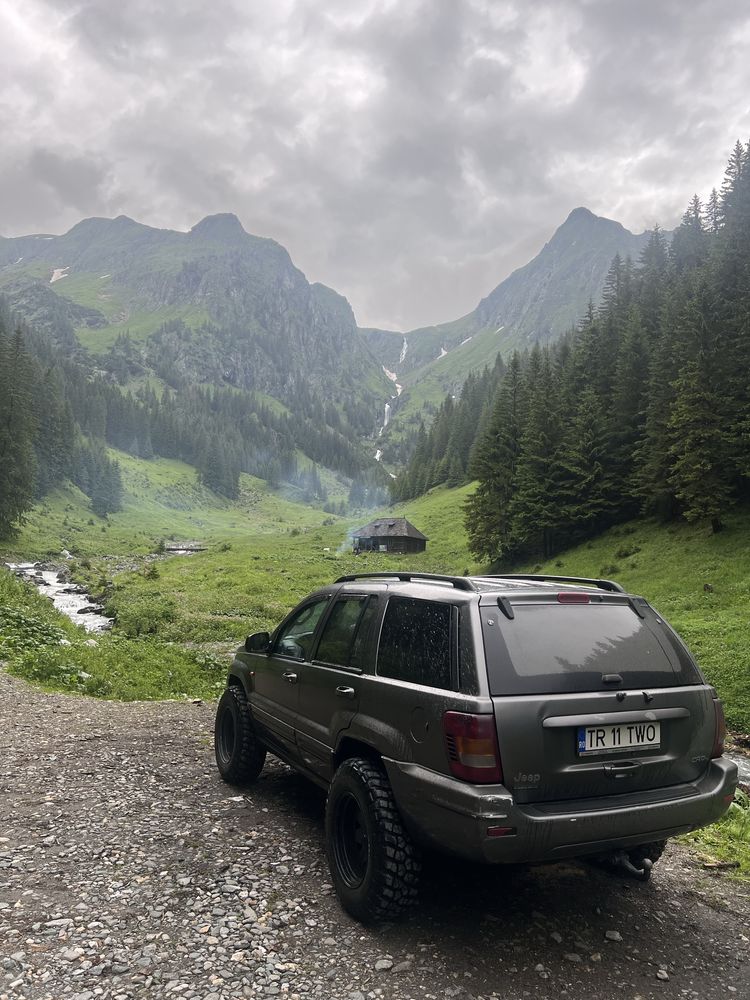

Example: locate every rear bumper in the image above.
[383,756,738,864]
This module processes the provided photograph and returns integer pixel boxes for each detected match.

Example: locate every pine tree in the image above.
[506,350,563,559]
[0,328,38,536]
[667,359,732,531]
[670,195,707,273]
[464,354,525,562]
[555,388,614,542]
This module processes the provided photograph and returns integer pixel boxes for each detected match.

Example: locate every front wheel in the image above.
[214,685,266,785]
[325,757,421,923]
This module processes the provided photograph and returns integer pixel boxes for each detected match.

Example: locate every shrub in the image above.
[112,595,177,637]
[0,606,68,655]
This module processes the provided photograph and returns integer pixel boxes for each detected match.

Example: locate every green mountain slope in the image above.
[366,208,654,436]
[0,213,392,444]
[1,446,345,560]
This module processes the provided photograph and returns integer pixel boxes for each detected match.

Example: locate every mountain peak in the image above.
[550,206,630,248]
[564,206,597,224]
[190,213,247,241]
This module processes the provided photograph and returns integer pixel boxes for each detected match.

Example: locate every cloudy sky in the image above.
[1,0,749,330]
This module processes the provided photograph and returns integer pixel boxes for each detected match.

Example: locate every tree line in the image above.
[0,301,390,537]
[396,141,750,564]
[0,313,124,536]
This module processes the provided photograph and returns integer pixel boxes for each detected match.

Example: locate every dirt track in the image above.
[0,668,748,1000]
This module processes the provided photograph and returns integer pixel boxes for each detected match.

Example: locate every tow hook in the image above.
[608,850,653,881]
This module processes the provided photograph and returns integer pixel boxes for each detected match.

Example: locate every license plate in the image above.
[577,721,661,755]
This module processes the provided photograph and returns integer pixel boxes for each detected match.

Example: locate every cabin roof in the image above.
[351,517,428,541]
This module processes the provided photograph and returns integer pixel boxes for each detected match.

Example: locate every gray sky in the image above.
[1,0,749,331]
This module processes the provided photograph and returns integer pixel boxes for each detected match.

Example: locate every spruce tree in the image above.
[464,353,525,562]
[0,328,38,536]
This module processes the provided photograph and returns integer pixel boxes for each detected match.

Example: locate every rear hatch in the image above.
[481,591,717,804]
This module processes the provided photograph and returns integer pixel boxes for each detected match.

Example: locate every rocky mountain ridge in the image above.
[0,206,661,478]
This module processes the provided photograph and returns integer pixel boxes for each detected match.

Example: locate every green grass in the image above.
[50,271,123,320]
[0,566,225,701]
[2,452,336,559]
[680,787,750,881]
[75,304,210,352]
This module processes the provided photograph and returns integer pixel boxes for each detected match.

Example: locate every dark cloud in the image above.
[1,0,749,329]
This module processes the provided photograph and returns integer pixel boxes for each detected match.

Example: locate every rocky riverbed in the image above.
[0,669,748,1000]
[4,563,113,633]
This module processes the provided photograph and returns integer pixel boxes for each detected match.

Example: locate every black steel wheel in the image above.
[325,757,420,923]
[214,685,266,785]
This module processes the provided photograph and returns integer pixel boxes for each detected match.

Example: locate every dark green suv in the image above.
[214,572,737,923]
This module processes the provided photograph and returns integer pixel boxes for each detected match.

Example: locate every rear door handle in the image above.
[336,686,356,699]
[282,671,299,684]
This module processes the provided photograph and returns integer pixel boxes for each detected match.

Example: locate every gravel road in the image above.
[1,668,748,1000]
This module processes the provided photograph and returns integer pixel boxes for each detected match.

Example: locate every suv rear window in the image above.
[482,601,702,695]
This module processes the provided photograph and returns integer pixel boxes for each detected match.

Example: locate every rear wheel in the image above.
[325,757,420,923]
[214,685,266,785]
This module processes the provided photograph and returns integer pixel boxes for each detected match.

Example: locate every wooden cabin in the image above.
[352,517,428,554]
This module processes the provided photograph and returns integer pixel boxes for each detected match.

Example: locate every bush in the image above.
[112,595,177,637]
[0,606,68,655]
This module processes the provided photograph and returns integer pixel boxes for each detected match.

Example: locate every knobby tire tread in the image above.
[215,685,266,785]
[327,757,421,923]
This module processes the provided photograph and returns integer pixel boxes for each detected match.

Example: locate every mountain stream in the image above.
[4,562,113,633]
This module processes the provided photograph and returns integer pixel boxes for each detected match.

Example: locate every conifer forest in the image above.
[394,142,750,563]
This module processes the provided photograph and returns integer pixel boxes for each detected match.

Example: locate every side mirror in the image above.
[279,637,304,659]
[245,631,270,653]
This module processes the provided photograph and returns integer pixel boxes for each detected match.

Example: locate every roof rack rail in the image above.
[334,572,476,592]
[480,574,625,594]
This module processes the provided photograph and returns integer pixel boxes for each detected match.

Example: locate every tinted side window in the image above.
[315,596,368,667]
[273,598,329,659]
[377,597,451,689]
[350,598,380,671]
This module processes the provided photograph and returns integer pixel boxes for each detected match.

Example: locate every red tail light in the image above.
[711,698,726,759]
[443,711,503,783]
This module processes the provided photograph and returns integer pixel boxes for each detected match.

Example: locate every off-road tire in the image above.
[325,757,421,924]
[628,839,667,868]
[214,685,266,785]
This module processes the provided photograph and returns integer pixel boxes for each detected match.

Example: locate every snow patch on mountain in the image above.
[50,267,70,283]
